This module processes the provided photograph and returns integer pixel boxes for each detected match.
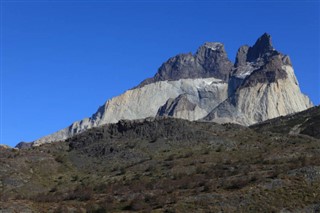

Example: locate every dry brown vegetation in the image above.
[1,107,320,212]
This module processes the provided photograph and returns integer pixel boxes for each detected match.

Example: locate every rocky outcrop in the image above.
[25,33,313,147]
[15,142,32,149]
[157,94,197,118]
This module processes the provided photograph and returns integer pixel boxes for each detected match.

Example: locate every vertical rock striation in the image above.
[203,33,313,125]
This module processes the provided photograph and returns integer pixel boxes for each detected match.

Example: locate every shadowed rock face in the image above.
[195,43,234,81]
[247,33,275,62]
[157,94,197,117]
[234,33,290,89]
[235,45,249,67]
[240,55,288,88]
[138,42,233,87]
[234,33,275,67]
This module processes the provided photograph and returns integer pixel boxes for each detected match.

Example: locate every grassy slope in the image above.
[1,112,320,212]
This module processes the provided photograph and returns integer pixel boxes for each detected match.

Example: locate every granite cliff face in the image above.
[28,33,313,146]
[32,78,228,146]
[203,33,312,125]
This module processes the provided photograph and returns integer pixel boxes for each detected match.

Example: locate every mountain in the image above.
[203,33,312,125]
[2,107,320,212]
[27,33,313,146]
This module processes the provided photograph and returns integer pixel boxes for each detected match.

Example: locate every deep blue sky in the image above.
[1,1,319,147]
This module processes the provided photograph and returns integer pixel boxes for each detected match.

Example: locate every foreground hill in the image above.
[252,105,320,139]
[2,107,320,212]
[30,33,312,146]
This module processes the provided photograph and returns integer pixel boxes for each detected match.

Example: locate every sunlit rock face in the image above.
[203,33,312,125]
[32,78,229,146]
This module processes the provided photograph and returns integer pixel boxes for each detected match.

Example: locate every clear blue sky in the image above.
[1,1,319,147]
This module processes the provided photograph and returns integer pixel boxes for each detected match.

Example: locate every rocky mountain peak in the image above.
[198,42,224,52]
[137,42,233,87]
[27,34,313,146]
[235,33,276,67]
[235,45,250,67]
[255,32,273,49]
[232,33,289,84]
[195,42,233,81]
[246,33,275,62]
[195,42,228,63]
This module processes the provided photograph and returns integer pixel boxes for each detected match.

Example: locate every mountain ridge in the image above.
[25,33,313,147]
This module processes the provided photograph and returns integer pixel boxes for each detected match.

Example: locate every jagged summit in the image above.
[25,33,313,147]
[138,41,233,87]
[195,42,233,81]
[205,33,312,125]
[232,33,290,82]
[247,32,274,61]
[235,33,276,67]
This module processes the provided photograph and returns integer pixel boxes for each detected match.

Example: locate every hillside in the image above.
[1,107,320,212]
[252,106,320,139]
